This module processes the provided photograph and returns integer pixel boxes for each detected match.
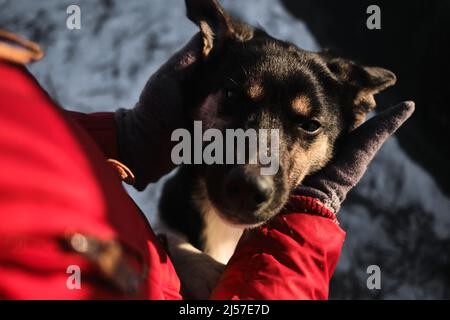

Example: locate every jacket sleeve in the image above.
[210,196,345,300]
[0,62,182,299]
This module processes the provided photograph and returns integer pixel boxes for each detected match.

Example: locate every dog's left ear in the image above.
[326,56,397,128]
[185,0,253,56]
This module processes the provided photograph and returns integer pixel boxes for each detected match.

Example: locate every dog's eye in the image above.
[301,120,322,133]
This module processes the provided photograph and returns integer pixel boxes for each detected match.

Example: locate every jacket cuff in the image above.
[65,110,119,159]
[282,195,338,224]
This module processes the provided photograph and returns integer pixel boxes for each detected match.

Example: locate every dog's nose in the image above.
[224,167,274,211]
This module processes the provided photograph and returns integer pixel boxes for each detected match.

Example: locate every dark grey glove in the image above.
[296,101,415,214]
[115,34,202,190]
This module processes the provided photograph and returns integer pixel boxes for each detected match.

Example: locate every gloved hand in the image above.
[115,34,202,190]
[296,101,415,214]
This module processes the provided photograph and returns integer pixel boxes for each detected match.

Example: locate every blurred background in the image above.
[1,0,449,299]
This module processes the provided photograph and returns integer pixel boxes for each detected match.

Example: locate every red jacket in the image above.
[0,60,345,300]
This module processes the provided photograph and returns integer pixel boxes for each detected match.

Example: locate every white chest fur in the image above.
[201,209,244,264]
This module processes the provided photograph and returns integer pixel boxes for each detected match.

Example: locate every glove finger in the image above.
[331,101,415,196]
[339,100,415,167]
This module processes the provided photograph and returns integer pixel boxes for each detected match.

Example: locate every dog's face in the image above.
[184,0,396,226]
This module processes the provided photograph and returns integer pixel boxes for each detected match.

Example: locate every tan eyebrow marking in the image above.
[291,95,311,116]
[248,84,264,100]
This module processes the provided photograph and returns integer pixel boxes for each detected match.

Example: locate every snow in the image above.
[1,0,448,299]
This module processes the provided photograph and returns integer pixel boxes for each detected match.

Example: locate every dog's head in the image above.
[184,0,396,226]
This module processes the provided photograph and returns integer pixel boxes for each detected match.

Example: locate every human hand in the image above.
[115,34,203,190]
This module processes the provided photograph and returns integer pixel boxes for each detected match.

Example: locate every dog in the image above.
[157,0,396,299]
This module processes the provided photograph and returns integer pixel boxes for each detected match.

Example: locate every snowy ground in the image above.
[1,0,449,299]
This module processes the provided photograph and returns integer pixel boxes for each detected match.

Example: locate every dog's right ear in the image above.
[324,54,397,129]
[185,0,253,56]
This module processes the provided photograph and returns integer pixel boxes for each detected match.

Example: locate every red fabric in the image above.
[0,61,345,300]
[0,62,181,299]
[211,209,345,300]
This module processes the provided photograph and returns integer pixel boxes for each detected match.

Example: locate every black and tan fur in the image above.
[157,0,396,298]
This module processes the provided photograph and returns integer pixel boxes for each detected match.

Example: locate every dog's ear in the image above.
[326,56,397,128]
[185,0,253,56]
